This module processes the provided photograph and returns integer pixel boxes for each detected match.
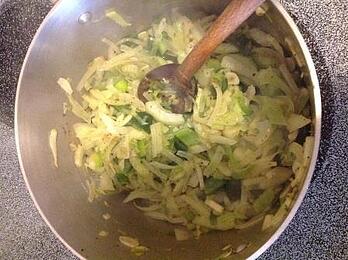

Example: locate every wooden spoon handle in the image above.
[176,0,265,82]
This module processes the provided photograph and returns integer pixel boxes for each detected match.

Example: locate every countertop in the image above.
[0,0,347,259]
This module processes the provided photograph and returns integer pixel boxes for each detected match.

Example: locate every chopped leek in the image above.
[114,79,128,92]
[174,128,200,147]
[129,112,153,133]
[204,178,226,195]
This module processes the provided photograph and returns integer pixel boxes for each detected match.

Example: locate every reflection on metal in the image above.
[78,12,92,24]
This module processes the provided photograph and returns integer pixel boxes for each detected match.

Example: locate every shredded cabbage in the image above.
[57,11,314,238]
[58,78,73,95]
[150,122,163,157]
[49,128,58,168]
[105,9,132,27]
[145,101,185,126]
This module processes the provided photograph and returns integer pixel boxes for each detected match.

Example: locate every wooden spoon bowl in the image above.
[137,0,265,113]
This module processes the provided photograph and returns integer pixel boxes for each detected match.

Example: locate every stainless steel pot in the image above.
[15,0,321,259]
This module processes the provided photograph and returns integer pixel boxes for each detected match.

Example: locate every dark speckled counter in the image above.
[0,0,347,259]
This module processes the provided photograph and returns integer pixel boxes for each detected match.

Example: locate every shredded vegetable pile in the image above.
[57,11,314,239]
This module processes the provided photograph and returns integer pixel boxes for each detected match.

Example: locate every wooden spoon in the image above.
[138,0,265,113]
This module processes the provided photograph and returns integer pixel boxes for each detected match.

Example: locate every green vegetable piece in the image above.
[221,54,258,82]
[161,31,170,39]
[296,88,309,113]
[150,40,167,56]
[215,43,239,54]
[221,77,228,92]
[265,105,287,126]
[204,178,227,195]
[266,108,286,126]
[210,214,218,225]
[256,68,293,98]
[253,189,275,214]
[216,212,236,230]
[207,59,222,71]
[129,112,153,133]
[174,128,200,147]
[245,28,284,56]
[115,105,131,114]
[251,47,282,69]
[184,211,195,222]
[227,149,253,180]
[212,71,228,92]
[116,173,129,184]
[234,91,253,116]
[158,41,167,56]
[174,137,188,152]
[115,160,132,185]
[135,139,148,157]
[256,96,287,125]
[90,152,104,169]
[136,112,153,126]
[231,167,252,180]
[114,79,129,92]
[193,212,236,231]
[123,159,133,172]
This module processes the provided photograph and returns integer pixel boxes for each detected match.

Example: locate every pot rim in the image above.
[14,1,322,259]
